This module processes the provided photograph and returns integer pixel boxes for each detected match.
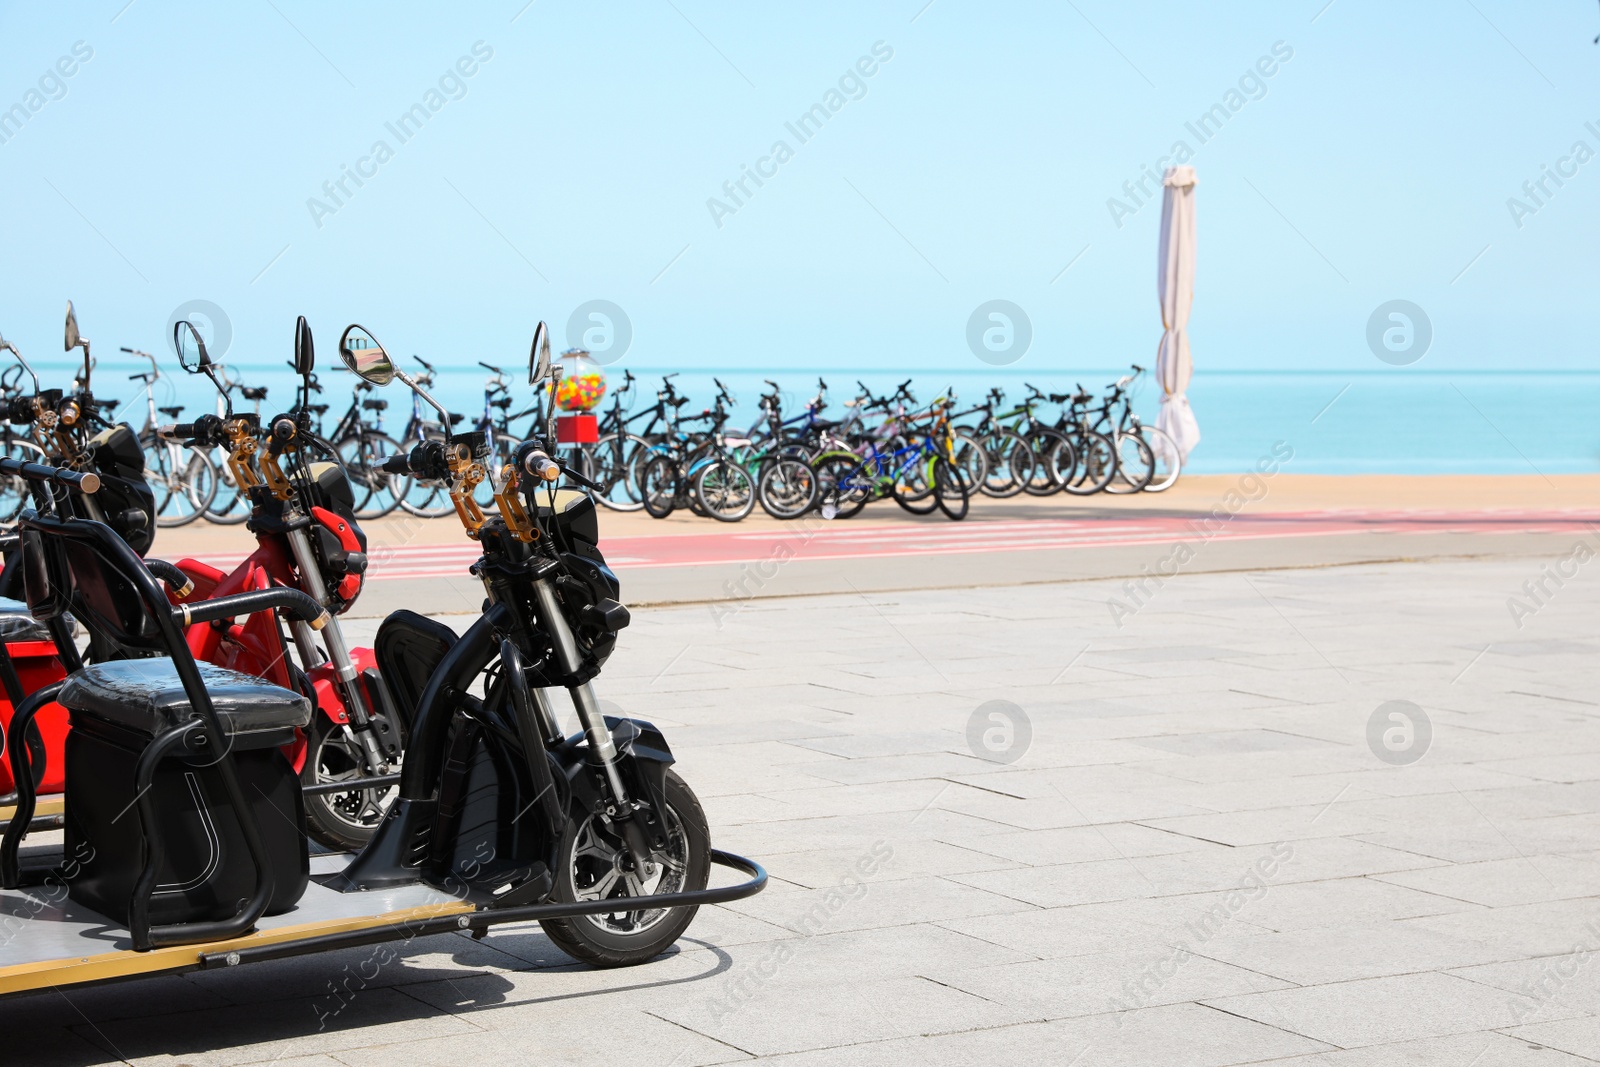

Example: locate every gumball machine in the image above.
[553,348,605,445]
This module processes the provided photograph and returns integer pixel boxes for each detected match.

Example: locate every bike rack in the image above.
[196,849,767,970]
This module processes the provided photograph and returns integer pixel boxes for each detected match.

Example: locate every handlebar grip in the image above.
[522,449,560,483]
[380,454,412,475]
[171,423,196,439]
[120,346,134,353]
[0,456,100,493]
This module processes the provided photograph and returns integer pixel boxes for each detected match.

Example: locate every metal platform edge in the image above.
[0,849,766,999]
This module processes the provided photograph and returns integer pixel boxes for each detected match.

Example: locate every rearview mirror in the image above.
[64,301,81,352]
[338,324,395,386]
[174,320,210,372]
[529,321,551,385]
[294,316,314,375]
[0,334,40,393]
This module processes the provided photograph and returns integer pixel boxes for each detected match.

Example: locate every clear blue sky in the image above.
[1,0,1597,384]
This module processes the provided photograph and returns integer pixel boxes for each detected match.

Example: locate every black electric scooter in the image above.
[0,320,763,997]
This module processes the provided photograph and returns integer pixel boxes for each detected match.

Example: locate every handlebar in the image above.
[415,355,435,371]
[0,455,99,493]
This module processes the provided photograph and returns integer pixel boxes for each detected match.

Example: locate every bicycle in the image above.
[394,356,463,518]
[1102,365,1182,493]
[121,346,217,526]
[0,343,50,521]
[813,390,971,521]
[952,387,1036,499]
[329,378,410,519]
[638,382,749,521]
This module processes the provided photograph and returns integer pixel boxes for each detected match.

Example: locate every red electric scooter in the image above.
[0,314,401,851]
[161,317,402,849]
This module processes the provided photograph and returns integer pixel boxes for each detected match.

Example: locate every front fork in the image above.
[527,573,656,873]
[285,526,389,775]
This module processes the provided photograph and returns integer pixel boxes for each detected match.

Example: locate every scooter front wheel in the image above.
[299,714,396,852]
[541,769,710,967]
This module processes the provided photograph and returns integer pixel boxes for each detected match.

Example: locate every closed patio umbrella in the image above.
[1156,165,1200,462]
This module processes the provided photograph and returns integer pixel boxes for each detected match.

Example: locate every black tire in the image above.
[541,769,711,967]
[693,459,756,523]
[299,713,395,852]
[756,456,818,519]
[892,456,939,515]
[1063,431,1117,495]
[640,453,678,519]
[1025,431,1071,496]
[933,456,971,520]
[813,452,871,519]
[585,432,649,512]
[978,429,1033,499]
[1105,432,1155,494]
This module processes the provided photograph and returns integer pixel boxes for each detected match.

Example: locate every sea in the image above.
[42,360,1600,477]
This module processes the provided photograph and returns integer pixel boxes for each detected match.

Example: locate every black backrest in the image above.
[19,521,71,623]
[19,513,184,660]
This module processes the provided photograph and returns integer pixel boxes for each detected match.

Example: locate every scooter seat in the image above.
[0,596,53,643]
[59,659,311,747]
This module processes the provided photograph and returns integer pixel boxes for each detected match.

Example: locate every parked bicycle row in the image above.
[564,365,1182,523]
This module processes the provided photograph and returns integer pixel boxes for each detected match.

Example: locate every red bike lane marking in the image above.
[188,509,1600,580]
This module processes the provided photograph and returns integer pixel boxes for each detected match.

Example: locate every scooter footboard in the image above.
[195,849,767,971]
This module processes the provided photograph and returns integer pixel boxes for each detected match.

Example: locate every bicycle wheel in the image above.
[1024,430,1071,496]
[0,438,46,521]
[979,429,1033,499]
[812,451,872,520]
[1063,431,1117,495]
[338,432,409,518]
[639,453,679,519]
[932,456,971,521]
[756,456,817,519]
[583,432,649,512]
[1105,432,1155,494]
[891,455,940,515]
[1139,425,1183,492]
[165,448,218,526]
[142,432,217,528]
[950,432,989,490]
[693,459,755,523]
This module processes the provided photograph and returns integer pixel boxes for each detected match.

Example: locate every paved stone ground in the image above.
[9,555,1600,1065]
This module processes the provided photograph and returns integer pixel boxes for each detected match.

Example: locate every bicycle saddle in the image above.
[242,386,269,401]
[449,412,464,424]
[362,398,388,411]
[157,405,184,419]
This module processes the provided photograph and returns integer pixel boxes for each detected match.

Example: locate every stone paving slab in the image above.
[3,556,1597,1065]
